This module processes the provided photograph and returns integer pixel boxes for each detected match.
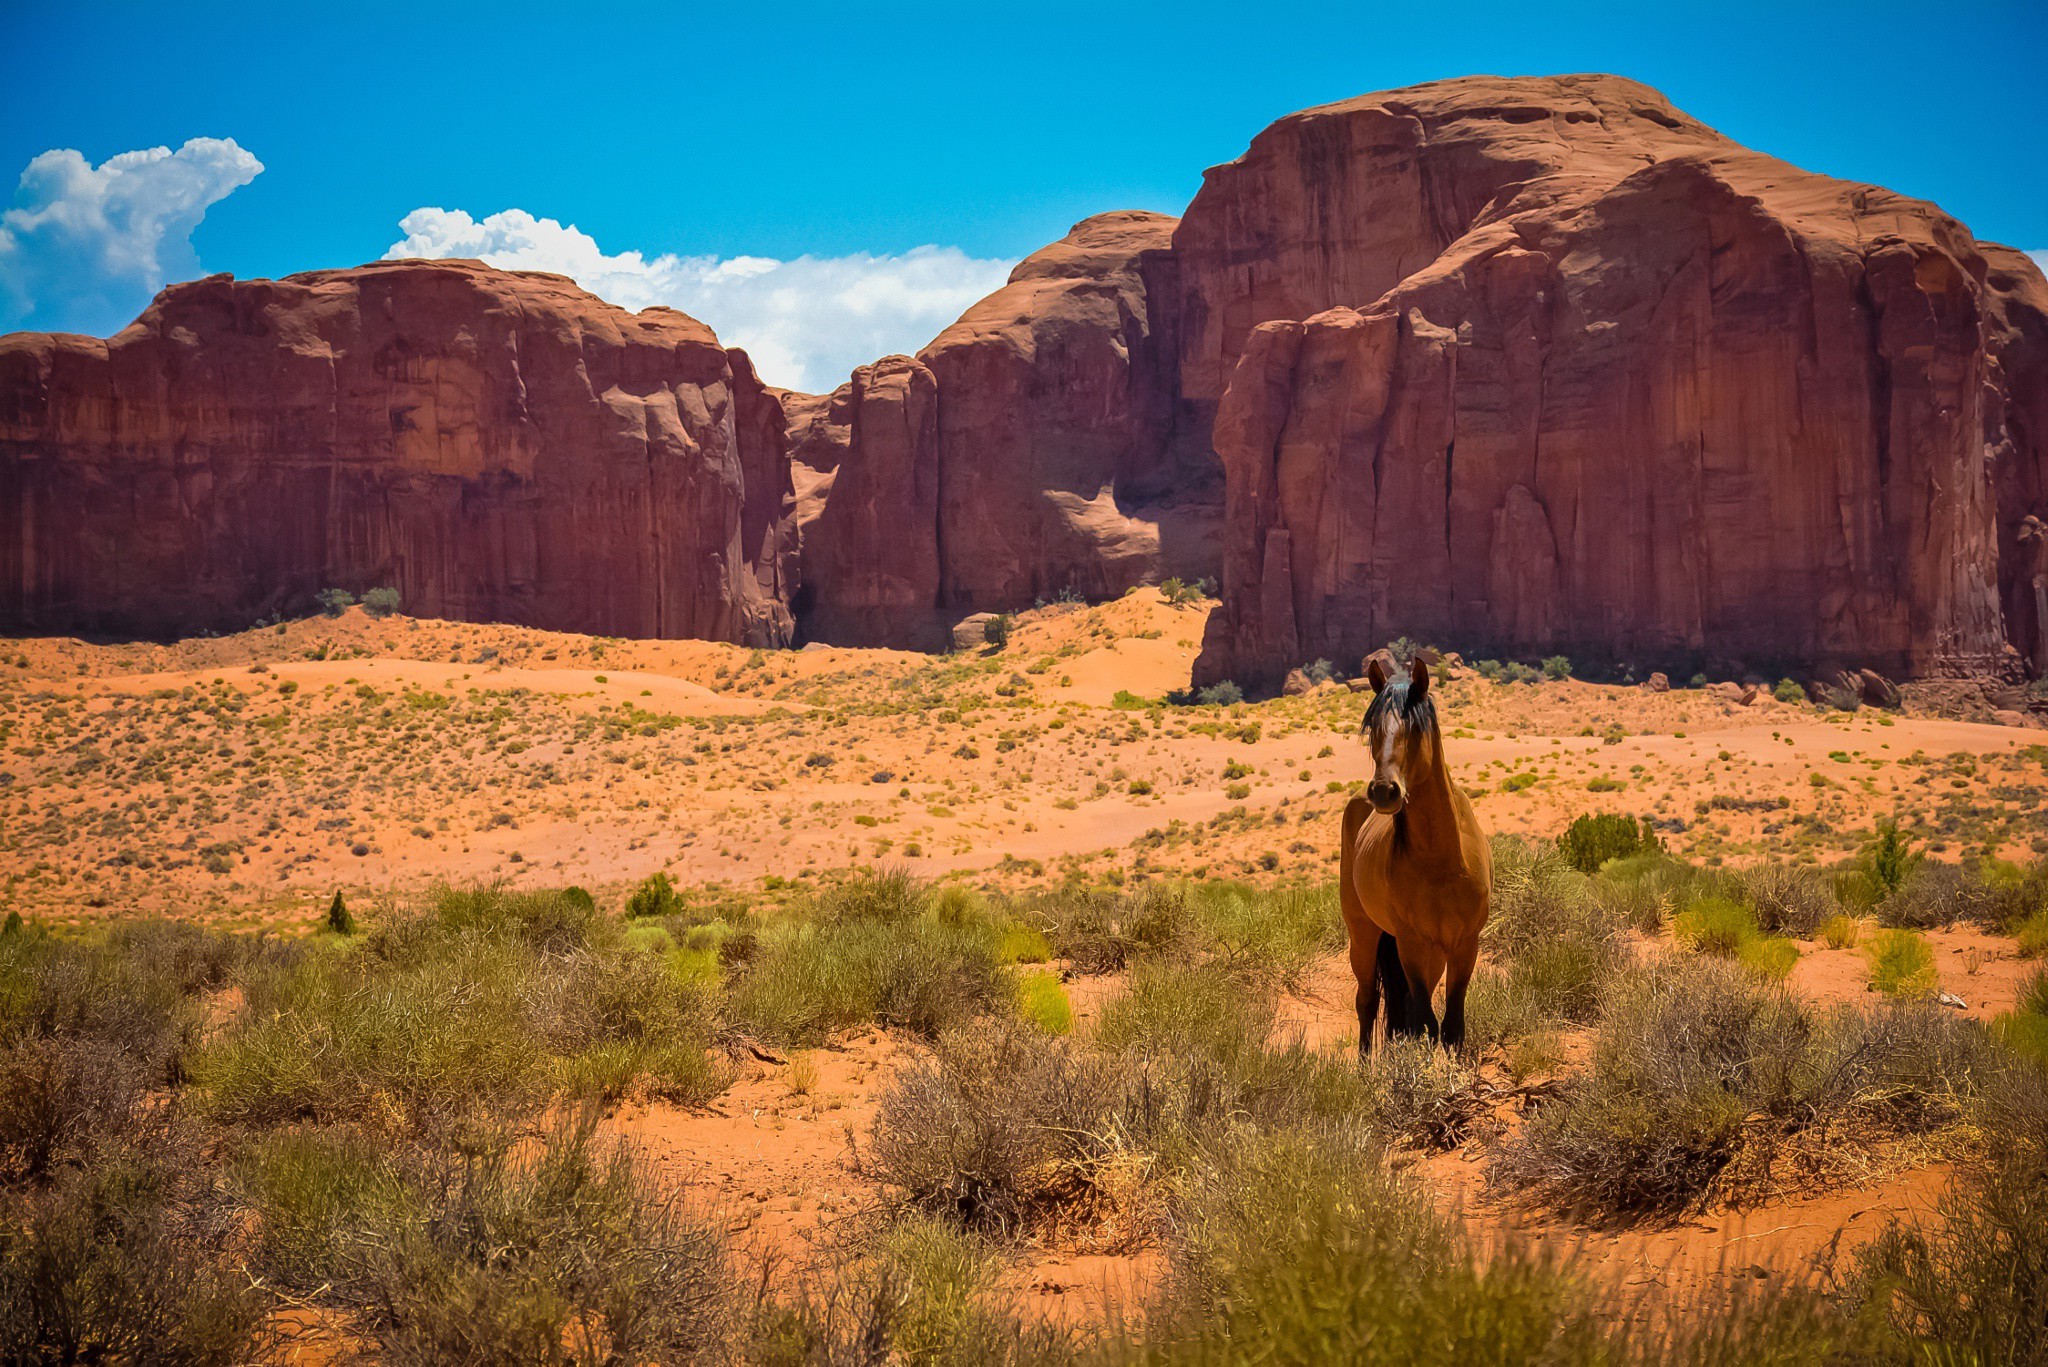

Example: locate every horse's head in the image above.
[1361,652,1438,815]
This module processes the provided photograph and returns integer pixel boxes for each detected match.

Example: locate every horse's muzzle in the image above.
[1367,778,1405,814]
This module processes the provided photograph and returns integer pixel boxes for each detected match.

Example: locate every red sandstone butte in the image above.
[1179,75,2048,688]
[0,259,794,644]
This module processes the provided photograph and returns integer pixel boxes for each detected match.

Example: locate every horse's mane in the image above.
[1363,679,1437,733]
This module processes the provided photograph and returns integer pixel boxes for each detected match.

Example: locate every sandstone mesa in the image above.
[3,74,2044,687]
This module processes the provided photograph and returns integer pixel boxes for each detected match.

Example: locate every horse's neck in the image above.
[1395,750,1464,861]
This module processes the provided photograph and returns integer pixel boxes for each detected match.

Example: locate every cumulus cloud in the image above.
[0,138,262,334]
[384,207,1015,392]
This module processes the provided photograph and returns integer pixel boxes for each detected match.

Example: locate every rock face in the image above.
[0,259,794,644]
[6,76,2046,680]
[1186,75,2048,689]
[795,211,1219,647]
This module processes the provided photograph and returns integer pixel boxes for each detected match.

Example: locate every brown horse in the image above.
[1339,653,1491,1051]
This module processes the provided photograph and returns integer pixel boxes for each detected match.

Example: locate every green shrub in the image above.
[1819,914,1861,949]
[982,613,1013,649]
[316,587,355,616]
[1555,814,1662,872]
[1773,678,1807,704]
[2015,909,2048,959]
[1196,681,1243,706]
[1673,896,1758,956]
[1736,936,1800,981]
[1881,860,2035,931]
[324,890,355,936]
[727,878,1012,1047]
[1541,655,1572,680]
[1866,928,1937,997]
[626,870,680,919]
[361,586,402,617]
[1868,821,1919,898]
[1016,971,1072,1035]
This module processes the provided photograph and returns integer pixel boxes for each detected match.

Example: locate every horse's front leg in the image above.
[1441,942,1477,1052]
[1347,925,1383,1056]
[1399,942,1447,1044]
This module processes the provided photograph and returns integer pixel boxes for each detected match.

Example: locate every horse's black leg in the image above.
[1355,976,1378,1056]
[1403,964,1440,1042]
[1441,974,1470,1052]
[1377,932,1413,1039]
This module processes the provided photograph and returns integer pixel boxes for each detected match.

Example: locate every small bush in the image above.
[1541,655,1572,681]
[1493,957,1972,1214]
[1737,864,1838,938]
[316,587,355,616]
[1016,971,1073,1035]
[1556,813,1662,873]
[324,889,355,936]
[1021,883,1194,973]
[982,613,1013,649]
[1881,860,2032,931]
[1736,935,1800,981]
[1819,914,1861,949]
[1673,896,1758,957]
[342,1116,736,1365]
[626,870,680,919]
[1868,822,1919,898]
[1867,928,1938,998]
[0,1136,265,1364]
[361,586,402,617]
[1196,681,1243,707]
[1773,678,1807,704]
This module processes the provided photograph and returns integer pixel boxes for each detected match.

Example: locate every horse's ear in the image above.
[1409,654,1430,701]
[1366,651,1392,693]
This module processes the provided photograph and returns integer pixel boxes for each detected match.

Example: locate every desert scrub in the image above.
[1819,913,1861,949]
[1879,859,2036,931]
[1846,1062,2048,1364]
[870,1019,1141,1235]
[1866,928,1938,998]
[1735,863,1839,938]
[191,886,725,1128]
[0,919,240,1181]
[1182,880,1345,987]
[726,871,1014,1046]
[273,1114,738,1366]
[1673,895,1759,957]
[1015,882,1195,973]
[1481,837,1629,1026]
[1095,959,1367,1134]
[0,1128,268,1365]
[1494,956,1978,1214]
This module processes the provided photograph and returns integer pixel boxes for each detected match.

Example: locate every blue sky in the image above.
[3,0,2043,389]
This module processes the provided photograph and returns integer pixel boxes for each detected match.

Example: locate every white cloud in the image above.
[0,138,262,334]
[384,207,1015,392]
[2029,249,2048,276]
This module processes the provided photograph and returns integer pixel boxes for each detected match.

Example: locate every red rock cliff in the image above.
[794,211,1217,647]
[1183,75,2048,688]
[0,258,794,644]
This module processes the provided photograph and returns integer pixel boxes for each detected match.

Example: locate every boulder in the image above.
[0,260,794,644]
[1643,673,1671,693]
[1281,667,1314,696]
[951,612,1000,651]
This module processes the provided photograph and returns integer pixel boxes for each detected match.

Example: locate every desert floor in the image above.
[7,589,2046,1352]
[6,588,2042,929]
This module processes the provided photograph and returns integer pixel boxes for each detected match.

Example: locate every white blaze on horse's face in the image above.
[1362,653,1433,816]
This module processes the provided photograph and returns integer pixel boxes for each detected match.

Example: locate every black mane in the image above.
[1364,679,1437,732]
